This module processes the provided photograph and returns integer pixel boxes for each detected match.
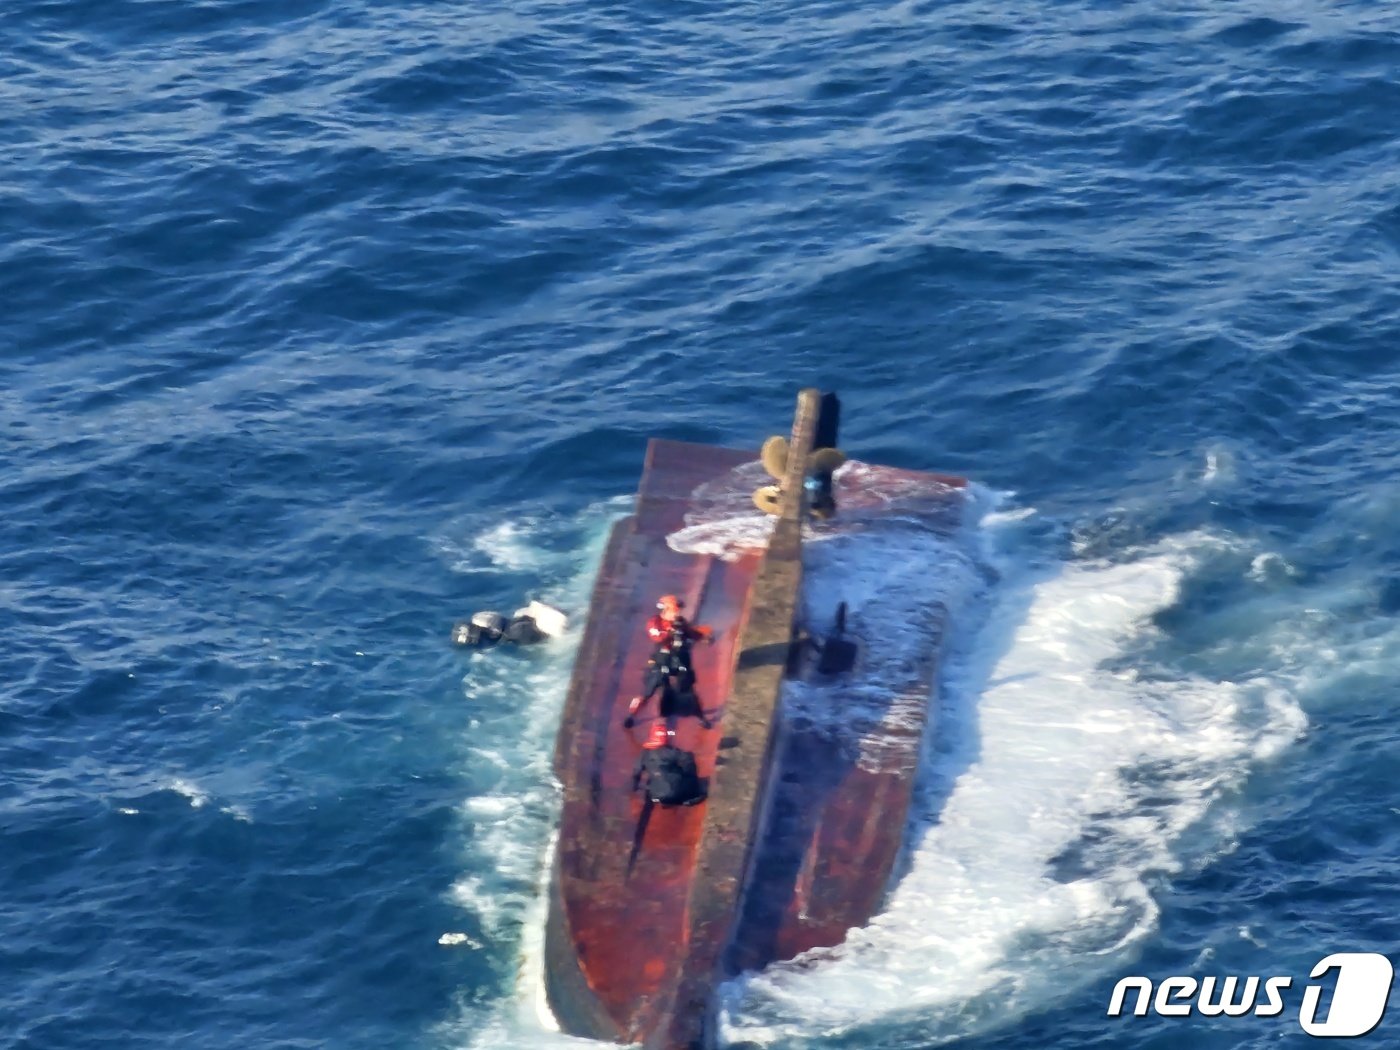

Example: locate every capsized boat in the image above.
[545,390,969,1049]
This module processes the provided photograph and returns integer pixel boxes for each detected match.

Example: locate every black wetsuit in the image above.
[628,618,710,728]
[640,645,695,701]
[640,619,701,697]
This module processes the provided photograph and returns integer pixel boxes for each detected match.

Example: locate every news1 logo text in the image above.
[1108,953,1395,1037]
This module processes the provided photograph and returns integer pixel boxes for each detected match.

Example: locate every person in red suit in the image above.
[624,594,714,728]
[646,594,711,649]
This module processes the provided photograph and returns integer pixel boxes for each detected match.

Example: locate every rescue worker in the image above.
[646,594,712,653]
[625,594,714,728]
[646,594,712,689]
[632,722,705,806]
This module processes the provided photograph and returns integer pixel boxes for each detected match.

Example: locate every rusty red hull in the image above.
[548,439,761,1045]
[546,437,967,1048]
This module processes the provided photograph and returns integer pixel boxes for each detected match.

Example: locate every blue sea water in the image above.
[3,0,1400,1047]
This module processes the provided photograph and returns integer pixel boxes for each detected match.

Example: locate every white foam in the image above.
[433,516,556,575]
[167,777,209,808]
[717,526,1307,1046]
[667,460,777,561]
[779,485,992,774]
[435,499,635,1048]
[1203,440,1253,489]
[448,826,620,1050]
[668,460,973,563]
[1203,449,1223,484]
[473,520,546,572]
[1248,551,1299,586]
[167,778,253,822]
[669,512,777,560]
[438,932,483,949]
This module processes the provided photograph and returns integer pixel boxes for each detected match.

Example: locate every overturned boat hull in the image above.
[546,396,968,1049]
[547,439,764,1044]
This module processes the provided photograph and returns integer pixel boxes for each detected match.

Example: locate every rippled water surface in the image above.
[4,1,1400,1048]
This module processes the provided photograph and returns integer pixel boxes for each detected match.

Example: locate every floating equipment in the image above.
[518,600,568,638]
[451,601,567,649]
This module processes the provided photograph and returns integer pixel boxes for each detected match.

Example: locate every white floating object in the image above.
[516,601,568,638]
[438,932,482,948]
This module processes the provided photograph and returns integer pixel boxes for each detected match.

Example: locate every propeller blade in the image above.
[760,435,789,480]
[752,484,782,515]
[810,447,846,474]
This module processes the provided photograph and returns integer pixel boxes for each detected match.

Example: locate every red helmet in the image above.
[657,594,684,617]
[644,722,672,749]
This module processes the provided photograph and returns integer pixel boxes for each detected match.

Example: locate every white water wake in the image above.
[439,485,1307,1050]
[717,517,1305,1048]
[434,499,631,1050]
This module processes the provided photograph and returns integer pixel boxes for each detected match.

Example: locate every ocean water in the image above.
[3,0,1399,1047]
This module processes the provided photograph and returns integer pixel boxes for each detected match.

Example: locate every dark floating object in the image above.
[451,601,567,648]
